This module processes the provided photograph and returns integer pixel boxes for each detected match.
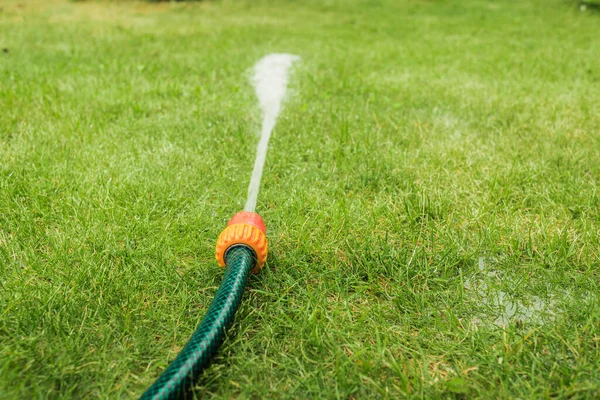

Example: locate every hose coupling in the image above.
[215,211,268,273]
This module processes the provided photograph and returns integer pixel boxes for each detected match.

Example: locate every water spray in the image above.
[140,54,299,400]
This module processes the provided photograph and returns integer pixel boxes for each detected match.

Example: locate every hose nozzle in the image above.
[215,211,268,273]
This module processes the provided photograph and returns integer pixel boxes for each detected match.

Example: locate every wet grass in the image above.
[1,0,599,398]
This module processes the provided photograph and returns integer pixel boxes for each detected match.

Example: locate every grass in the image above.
[1,0,599,398]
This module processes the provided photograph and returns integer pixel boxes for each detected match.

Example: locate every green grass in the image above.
[1,0,599,398]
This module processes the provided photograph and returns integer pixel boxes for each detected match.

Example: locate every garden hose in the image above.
[140,212,268,400]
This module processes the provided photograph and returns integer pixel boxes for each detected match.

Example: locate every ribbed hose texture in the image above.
[140,246,256,400]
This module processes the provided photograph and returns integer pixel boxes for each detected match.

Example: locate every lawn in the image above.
[1,0,599,398]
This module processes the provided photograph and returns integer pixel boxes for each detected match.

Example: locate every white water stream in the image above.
[244,53,300,212]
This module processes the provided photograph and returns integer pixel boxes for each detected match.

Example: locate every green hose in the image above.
[140,245,256,400]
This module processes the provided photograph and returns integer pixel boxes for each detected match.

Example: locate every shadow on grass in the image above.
[577,0,600,13]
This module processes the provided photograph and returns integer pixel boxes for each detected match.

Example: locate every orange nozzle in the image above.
[215,211,268,273]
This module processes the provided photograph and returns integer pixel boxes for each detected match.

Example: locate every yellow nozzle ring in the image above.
[215,223,268,273]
